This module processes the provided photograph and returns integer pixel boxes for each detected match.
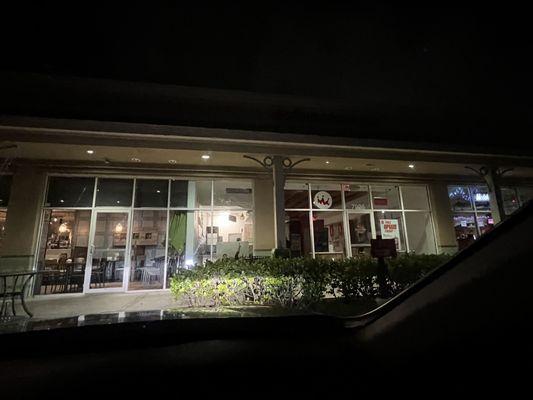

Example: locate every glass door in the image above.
[346,212,374,257]
[84,210,131,292]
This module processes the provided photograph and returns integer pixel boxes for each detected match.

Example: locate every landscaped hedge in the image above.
[169,253,453,309]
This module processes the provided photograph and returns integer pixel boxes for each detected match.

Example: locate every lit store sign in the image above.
[313,191,332,209]
[474,193,490,202]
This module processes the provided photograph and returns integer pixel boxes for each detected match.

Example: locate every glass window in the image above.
[312,211,346,260]
[452,213,477,251]
[213,180,252,209]
[46,177,95,207]
[371,185,401,209]
[95,178,133,207]
[471,185,491,211]
[476,213,495,236]
[405,212,437,254]
[285,211,312,258]
[343,184,370,209]
[189,181,212,208]
[348,213,372,257]
[35,210,91,294]
[90,212,129,289]
[448,185,473,211]
[212,211,253,260]
[0,175,12,207]
[0,209,6,250]
[518,187,533,206]
[129,210,167,290]
[166,211,211,286]
[401,186,430,210]
[169,179,188,207]
[374,211,406,251]
[134,179,168,208]
[501,187,520,216]
[284,182,309,209]
[311,183,342,209]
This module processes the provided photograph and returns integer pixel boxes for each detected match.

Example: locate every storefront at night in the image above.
[0,113,532,299]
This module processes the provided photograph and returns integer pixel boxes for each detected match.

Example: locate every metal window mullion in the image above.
[398,185,410,253]
[210,180,214,261]
[369,185,377,239]
[308,183,315,258]
[163,179,171,289]
[92,177,98,208]
[424,184,439,254]
[341,183,351,258]
[124,208,134,291]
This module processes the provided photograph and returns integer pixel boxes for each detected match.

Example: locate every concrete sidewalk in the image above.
[22,291,185,320]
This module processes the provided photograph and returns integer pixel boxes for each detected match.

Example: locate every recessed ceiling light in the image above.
[60,199,64,203]
[156,190,161,193]
[408,163,415,169]
[201,154,210,160]
[116,200,120,204]
[86,150,94,154]
[131,157,141,162]
[325,161,330,164]
[168,159,177,164]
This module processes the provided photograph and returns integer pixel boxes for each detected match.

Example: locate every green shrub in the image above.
[388,253,453,293]
[169,253,454,309]
[329,257,379,301]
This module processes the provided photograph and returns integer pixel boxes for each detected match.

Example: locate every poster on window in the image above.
[379,219,401,250]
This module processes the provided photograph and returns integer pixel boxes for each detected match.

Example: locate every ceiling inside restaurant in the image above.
[2,141,533,180]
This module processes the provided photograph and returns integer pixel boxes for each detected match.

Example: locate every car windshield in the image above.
[1,4,532,335]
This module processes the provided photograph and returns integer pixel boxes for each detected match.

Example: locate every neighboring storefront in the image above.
[284,182,437,259]
[448,184,533,250]
[34,175,254,295]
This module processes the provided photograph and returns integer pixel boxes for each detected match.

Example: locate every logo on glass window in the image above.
[313,191,332,209]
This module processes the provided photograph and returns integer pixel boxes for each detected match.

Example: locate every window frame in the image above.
[285,181,437,257]
[35,174,255,294]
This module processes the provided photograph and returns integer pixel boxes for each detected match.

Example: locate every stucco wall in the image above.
[252,177,275,255]
[0,166,46,270]
[428,183,458,254]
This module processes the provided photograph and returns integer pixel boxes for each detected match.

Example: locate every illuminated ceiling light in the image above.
[131,157,141,162]
[116,200,120,204]
[156,190,161,193]
[201,154,210,160]
[325,161,330,164]
[370,167,380,172]
[53,217,58,222]
[344,166,352,170]
[168,159,177,164]
[60,199,64,203]
[115,223,123,233]
[58,223,68,233]
[86,150,94,154]
[408,163,415,169]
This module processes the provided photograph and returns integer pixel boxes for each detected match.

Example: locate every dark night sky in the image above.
[1,2,532,150]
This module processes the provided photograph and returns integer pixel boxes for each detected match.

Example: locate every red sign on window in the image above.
[373,197,388,206]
